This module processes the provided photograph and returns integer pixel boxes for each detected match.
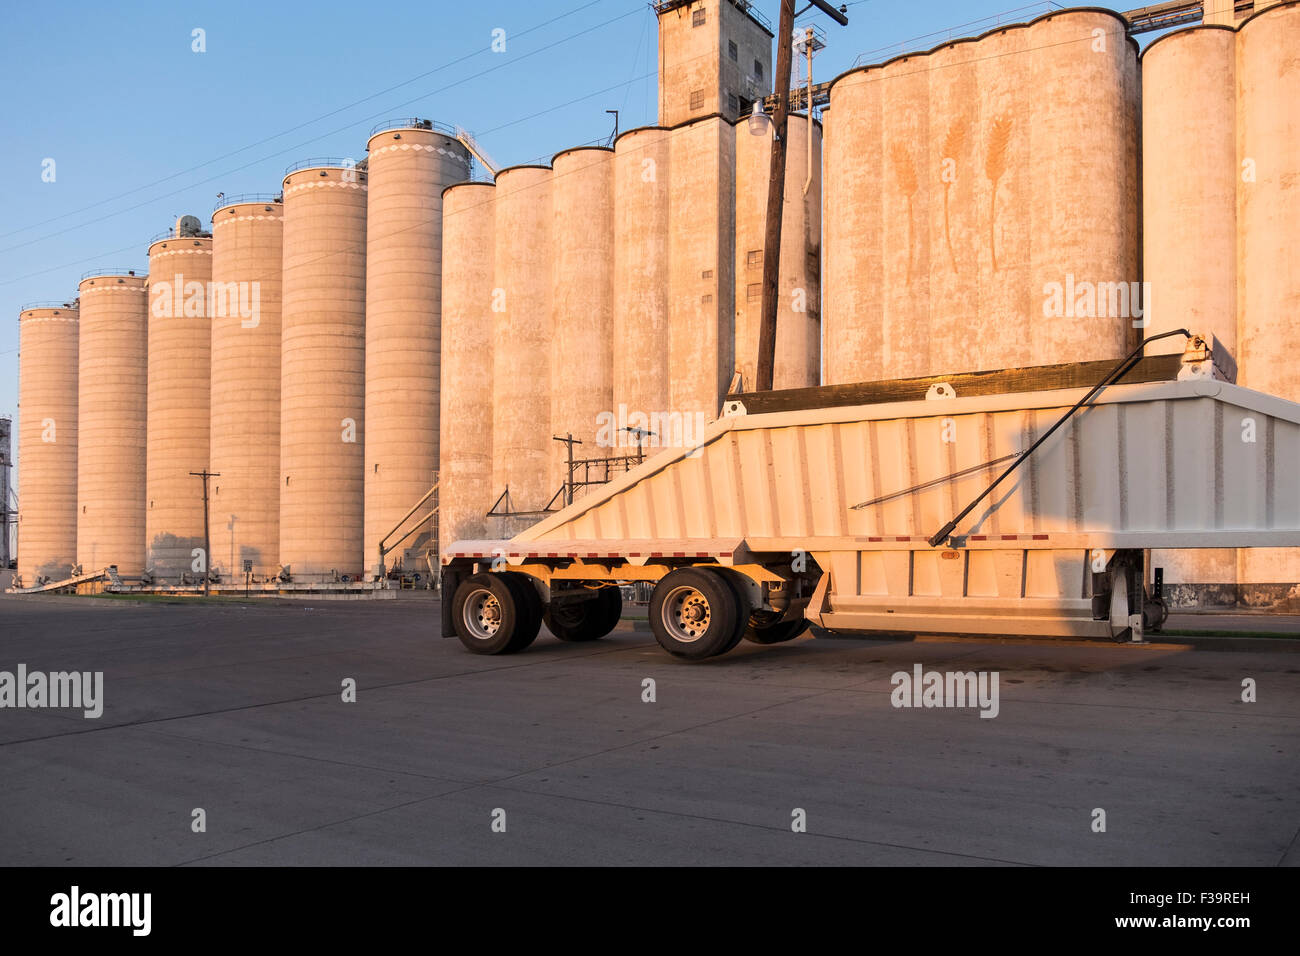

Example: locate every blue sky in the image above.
[0,0,1146,436]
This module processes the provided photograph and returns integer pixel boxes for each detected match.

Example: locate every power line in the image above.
[0,0,615,244]
[0,2,647,261]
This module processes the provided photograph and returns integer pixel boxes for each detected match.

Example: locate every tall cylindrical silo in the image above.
[733,113,822,391]
[1236,1,1300,601]
[76,272,147,576]
[492,165,552,534]
[280,162,367,580]
[1025,10,1138,368]
[550,147,614,496]
[440,181,496,545]
[17,304,78,586]
[364,121,471,577]
[824,66,883,385]
[613,126,671,422]
[668,115,734,425]
[210,198,283,580]
[1141,26,1239,605]
[146,227,213,581]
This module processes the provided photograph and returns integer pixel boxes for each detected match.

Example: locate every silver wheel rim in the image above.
[463,587,503,640]
[661,585,712,643]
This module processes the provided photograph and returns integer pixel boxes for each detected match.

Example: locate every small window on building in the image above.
[754,60,764,80]
[728,40,738,61]
[728,93,739,113]
[746,282,763,301]
[701,293,713,304]
[702,269,714,279]
[746,249,762,268]
[693,7,706,27]
[690,89,705,111]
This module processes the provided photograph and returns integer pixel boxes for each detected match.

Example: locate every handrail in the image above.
[283,156,366,175]
[214,192,282,212]
[80,267,145,280]
[18,301,77,311]
[369,116,457,138]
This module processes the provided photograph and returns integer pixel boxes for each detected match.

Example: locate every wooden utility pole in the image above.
[191,470,220,597]
[755,0,797,393]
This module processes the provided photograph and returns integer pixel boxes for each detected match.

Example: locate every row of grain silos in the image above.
[16,121,471,587]
[438,112,823,547]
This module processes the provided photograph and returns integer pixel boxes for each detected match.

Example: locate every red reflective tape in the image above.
[1032,534,1049,540]
[895,536,910,542]
[970,535,987,541]
[720,552,732,558]
[1000,535,1017,541]
[585,553,598,558]
[867,536,882,542]
[651,552,663,558]
[629,552,642,557]
[695,552,708,558]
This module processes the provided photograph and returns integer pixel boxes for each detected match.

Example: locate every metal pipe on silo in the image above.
[550,147,614,496]
[1235,1,1300,600]
[613,126,671,421]
[76,272,147,577]
[734,113,822,391]
[17,304,79,586]
[440,181,496,545]
[364,121,471,578]
[280,162,367,580]
[210,198,283,580]
[667,115,734,424]
[1141,26,1239,604]
[146,224,213,581]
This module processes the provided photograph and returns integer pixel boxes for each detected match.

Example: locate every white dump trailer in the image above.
[442,335,1300,659]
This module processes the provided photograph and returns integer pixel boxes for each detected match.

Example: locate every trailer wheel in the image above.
[650,568,740,660]
[452,573,540,655]
[544,586,623,642]
[744,610,810,645]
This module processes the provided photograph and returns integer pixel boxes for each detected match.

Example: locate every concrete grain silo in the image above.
[1235,1,1300,601]
[16,304,78,585]
[210,197,283,580]
[280,161,367,580]
[1141,26,1239,605]
[440,181,496,545]
[667,115,735,426]
[612,126,671,422]
[146,223,213,581]
[550,147,614,497]
[733,113,822,391]
[76,271,147,577]
[364,121,471,577]
[823,9,1138,384]
[491,165,553,532]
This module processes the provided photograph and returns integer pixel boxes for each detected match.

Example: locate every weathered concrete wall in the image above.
[733,113,821,391]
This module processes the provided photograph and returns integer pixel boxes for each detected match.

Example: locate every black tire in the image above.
[499,572,543,652]
[451,572,540,655]
[743,610,810,645]
[649,568,740,660]
[543,586,623,642]
[716,569,755,654]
